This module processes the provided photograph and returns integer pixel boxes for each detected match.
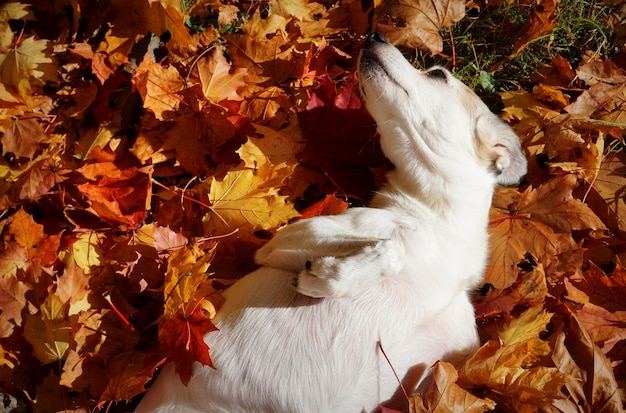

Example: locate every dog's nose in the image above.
[369,32,388,44]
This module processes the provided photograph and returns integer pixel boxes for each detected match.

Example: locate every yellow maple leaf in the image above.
[163,244,216,319]
[203,164,299,235]
[63,232,103,274]
[237,124,303,173]
[500,307,553,346]
[0,2,33,49]
[0,36,55,97]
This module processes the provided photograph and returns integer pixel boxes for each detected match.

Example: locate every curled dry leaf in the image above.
[410,361,495,413]
[375,0,465,54]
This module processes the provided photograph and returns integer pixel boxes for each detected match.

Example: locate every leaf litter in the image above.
[0,0,625,412]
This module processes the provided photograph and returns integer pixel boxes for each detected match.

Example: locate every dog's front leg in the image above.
[294,237,405,298]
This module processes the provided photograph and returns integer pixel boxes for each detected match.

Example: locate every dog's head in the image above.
[358,33,527,187]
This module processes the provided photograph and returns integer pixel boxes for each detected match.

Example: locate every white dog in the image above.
[135,33,527,413]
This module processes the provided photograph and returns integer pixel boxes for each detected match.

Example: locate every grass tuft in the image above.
[410,0,616,92]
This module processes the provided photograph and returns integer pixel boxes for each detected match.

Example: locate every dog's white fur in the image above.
[135,34,527,413]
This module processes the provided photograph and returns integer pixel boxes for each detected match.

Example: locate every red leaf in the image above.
[300,194,350,218]
[159,309,218,385]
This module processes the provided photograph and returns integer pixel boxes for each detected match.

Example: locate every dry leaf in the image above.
[375,0,465,54]
[411,361,495,413]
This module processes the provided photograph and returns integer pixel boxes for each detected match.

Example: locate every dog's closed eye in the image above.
[426,69,447,81]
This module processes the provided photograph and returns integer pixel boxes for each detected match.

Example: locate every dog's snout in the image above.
[368,32,388,45]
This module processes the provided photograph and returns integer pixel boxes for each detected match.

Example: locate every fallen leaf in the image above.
[163,243,216,319]
[550,306,623,412]
[411,361,496,413]
[1,116,46,159]
[159,309,218,385]
[0,275,34,329]
[565,263,626,354]
[0,3,33,49]
[203,165,299,235]
[0,36,54,97]
[133,56,186,120]
[375,0,465,54]
[23,295,76,364]
[198,48,249,103]
[511,0,560,58]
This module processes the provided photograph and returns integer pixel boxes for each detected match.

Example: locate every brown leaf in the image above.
[411,361,495,413]
[23,295,76,364]
[485,217,576,290]
[375,0,465,54]
[97,350,166,404]
[516,174,606,233]
[550,307,623,413]
[160,105,237,176]
[584,149,626,232]
[0,275,34,330]
[374,0,462,52]
[565,263,626,354]
[1,116,46,159]
[77,161,152,227]
[511,0,560,58]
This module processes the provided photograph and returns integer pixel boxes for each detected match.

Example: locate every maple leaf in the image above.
[375,0,465,54]
[300,194,350,218]
[203,164,299,235]
[159,309,218,385]
[133,56,186,120]
[515,174,606,233]
[475,263,548,320]
[160,105,237,176]
[237,124,303,174]
[550,307,623,412]
[97,350,166,404]
[411,361,495,413]
[56,263,91,316]
[585,149,626,232]
[76,161,152,227]
[1,116,46,159]
[198,48,249,103]
[68,42,115,85]
[298,105,385,199]
[565,263,626,354]
[0,275,34,331]
[23,295,77,364]
[14,156,69,202]
[485,216,576,290]
[459,317,570,411]
[0,2,33,49]
[163,243,216,319]
[0,36,55,97]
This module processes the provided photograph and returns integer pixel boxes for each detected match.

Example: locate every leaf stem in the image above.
[377,340,410,404]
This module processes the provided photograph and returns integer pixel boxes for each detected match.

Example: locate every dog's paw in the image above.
[292,239,405,298]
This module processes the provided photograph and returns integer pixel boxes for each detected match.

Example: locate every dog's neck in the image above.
[371,167,495,224]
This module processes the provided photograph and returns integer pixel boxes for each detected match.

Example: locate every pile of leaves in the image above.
[0,0,625,411]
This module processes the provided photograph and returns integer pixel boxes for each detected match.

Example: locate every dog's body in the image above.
[136,33,527,413]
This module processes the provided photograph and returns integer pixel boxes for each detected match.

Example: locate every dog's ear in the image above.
[476,113,527,186]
